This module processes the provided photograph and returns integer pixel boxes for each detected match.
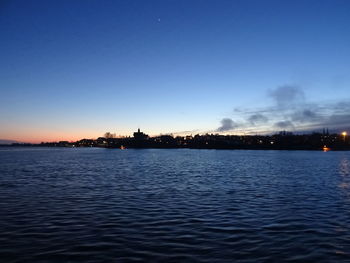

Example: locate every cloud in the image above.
[171,129,200,136]
[248,113,268,125]
[268,85,304,107]
[216,118,238,132]
[274,121,294,129]
[322,114,350,131]
[333,101,350,114]
[291,109,319,123]
[215,84,350,134]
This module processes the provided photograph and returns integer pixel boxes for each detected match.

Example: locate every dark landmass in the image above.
[0,139,18,145]
[2,129,350,151]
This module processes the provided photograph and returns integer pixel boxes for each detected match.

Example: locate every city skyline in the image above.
[1,0,350,143]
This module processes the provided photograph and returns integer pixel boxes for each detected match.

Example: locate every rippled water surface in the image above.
[1,147,350,262]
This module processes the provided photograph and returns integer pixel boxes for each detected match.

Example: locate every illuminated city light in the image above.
[323,145,330,152]
[342,131,347,142]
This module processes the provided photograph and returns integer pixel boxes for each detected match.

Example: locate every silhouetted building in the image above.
[322,128,329,136]
[133,128,149,140]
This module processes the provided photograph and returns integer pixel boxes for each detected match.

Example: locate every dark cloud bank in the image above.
[217,85,350,134]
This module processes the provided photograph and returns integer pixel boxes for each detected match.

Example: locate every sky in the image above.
[1,0,350,143]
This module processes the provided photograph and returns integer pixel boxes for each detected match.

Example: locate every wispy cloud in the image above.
[248,113,269,125]
[169,129,200,136]
[268,85,304,108]
[274,120,294,129]
[291,109,319,123]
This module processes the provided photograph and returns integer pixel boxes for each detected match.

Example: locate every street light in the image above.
[342,131,347,142]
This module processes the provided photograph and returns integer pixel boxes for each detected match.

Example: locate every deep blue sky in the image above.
[1,0,350,142]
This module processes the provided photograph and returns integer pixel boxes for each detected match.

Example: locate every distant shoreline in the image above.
[2,129,350,151]
[1,144,350,151]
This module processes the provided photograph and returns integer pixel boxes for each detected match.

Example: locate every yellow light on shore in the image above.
[342,131,347,142]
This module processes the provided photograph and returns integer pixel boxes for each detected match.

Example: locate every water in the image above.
[0,147,350,262]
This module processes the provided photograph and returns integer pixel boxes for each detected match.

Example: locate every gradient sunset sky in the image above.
[1,0,350,143]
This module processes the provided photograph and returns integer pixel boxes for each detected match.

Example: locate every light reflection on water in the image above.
[339,158,350,176]
[339,157,350,192]
[0,147,350,262]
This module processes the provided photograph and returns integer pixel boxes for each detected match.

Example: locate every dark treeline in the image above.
[6,129,350,151]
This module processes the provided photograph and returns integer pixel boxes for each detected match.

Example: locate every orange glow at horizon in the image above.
[0,128,271,144]
[9,134,102,144]
[1,127,175,144]
[0,130,104,144]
